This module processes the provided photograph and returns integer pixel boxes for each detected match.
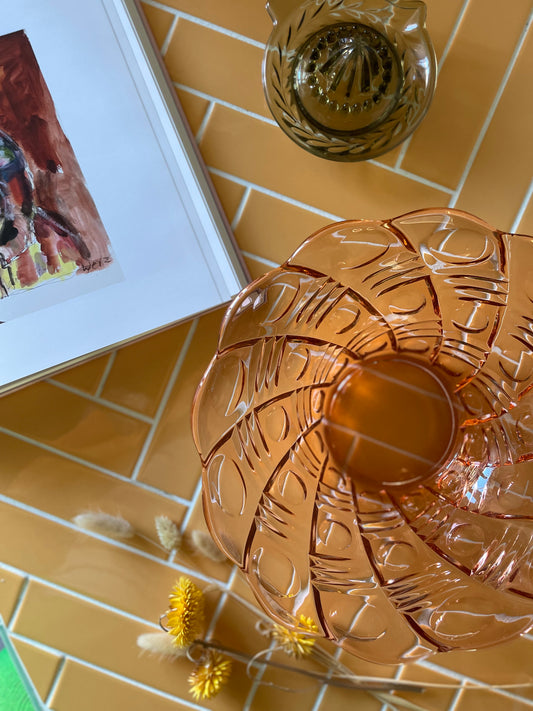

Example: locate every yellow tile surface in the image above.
[151,0,271,43]
[13,580,220,701]
[166,19,267,115]
[455,23,533,230]
[51,660,192,711]
[454,688,533,711]
[140,2,175,48]
[243,255,276,281]
[233,190,331,264]
[53,355,110,395]
[0,565,25,622]
[208,171,247,224]
[12,638,61,701]
[1,1,532,710]
[401,0,532,187]
[201,105,449,218]
[100,323,189,417]
[174,87,210,135]
[0,382,149,477]
[137,308,225,498]
[0,502,183,620]
[0,433,185,557]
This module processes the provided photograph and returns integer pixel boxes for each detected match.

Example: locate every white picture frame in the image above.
[0,0,248,394]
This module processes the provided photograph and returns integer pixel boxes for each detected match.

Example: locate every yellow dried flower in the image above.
[165,577,205,648]
[188,650,232,700]
[270,615,319,658]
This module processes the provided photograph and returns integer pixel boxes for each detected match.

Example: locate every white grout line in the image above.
[174,82,278,127]
[130,317,198,481]
[309,645,344,711]
[0,491,220,585]
[0,423,190,505]
[448,9,533,208]
[46,378,154,424]
[445,681,466,711]
[177,82,455,196]
[241,251,281,269]
[7,576,30,630]
[194,100,216,144]
[241,637,278,711]
[4,566,160,631]
[395,0,472,170]
[208,167,344,221]
[178,475,203,534]
[231,186,252,231]
[418,658,533,705]
[94,350,117,398]
[44,655,66,708]
[369,159,455,195]
[142,0,267,49]
[9,632,209,711]
[511,176,533,233]
[160,13,179,56]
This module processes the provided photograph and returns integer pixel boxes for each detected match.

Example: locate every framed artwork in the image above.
[0,0,249,394]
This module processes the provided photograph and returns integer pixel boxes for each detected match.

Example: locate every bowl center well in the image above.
[323,356,458,487]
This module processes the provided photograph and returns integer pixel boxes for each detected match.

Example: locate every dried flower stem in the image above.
[188,640,424,693]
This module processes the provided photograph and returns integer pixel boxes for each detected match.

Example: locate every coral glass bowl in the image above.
[191,209,533,664]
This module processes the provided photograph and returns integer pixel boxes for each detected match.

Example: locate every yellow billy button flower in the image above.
[188,650,232,700]
[164,577,205,648]
[270,615,319,658]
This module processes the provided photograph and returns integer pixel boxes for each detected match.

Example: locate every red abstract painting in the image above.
[0,30,113,301]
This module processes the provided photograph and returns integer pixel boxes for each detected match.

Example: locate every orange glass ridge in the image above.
[192,208,533,665]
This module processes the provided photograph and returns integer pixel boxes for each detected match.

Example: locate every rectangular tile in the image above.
[432,635,533,699]
[208,171,247,224]
[0,502,187,621]
[100,322,189,418]
[454,688,533,711]
[51,660,192,711]
[424,0,468,63]
[243,255,276,282]
[12,637,61,701]
[455,24,533,231]
[53,355,111,395]
[137,308,226,499]
[13,580,228,702]
[175,87,210,135]
[316,684,383,710]
[395,665,460,711]
[200,105,448,219]
[401,0,532,188]
[249,669,319,711]
[233,191,331,265]
[0,432,185,559]
[372,0,466,168]
[148,0,271,43]
[165,19,267,116]
[141,1,175,49]
[0,565,25,623]
[0,382,149,477]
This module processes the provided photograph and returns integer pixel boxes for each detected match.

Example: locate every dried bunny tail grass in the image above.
[155,515,182,552]
[189,530,227,563]
[73,512,135,539]
[137,632,188,659]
